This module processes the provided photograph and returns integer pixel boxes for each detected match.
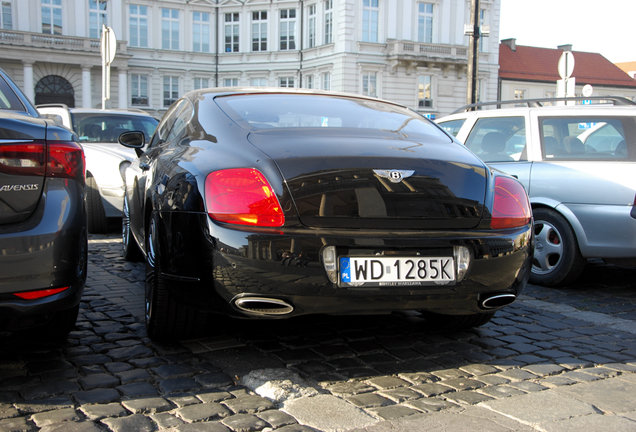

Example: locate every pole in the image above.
[466,0,480,108]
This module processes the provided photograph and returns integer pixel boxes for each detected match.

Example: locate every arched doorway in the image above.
[35,75,75,107]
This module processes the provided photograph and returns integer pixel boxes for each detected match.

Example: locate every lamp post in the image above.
[465,0,488,108]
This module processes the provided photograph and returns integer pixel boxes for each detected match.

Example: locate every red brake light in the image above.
[47,141,85,185]
[0,143,45,176]
[13,286,69,300]
[491,176,532,229]
[205,168,285,227]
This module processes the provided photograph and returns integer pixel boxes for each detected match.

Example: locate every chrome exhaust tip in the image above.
[480,293,516,309]
[233,297,294,316]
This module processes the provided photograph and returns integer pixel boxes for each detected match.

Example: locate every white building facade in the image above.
[0,0,500,118]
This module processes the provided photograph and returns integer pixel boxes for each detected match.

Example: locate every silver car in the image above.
[37,104,158,233]
[437,97,636,287]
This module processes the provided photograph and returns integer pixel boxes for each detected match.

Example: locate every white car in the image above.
[436,96,636,287]
[37,104,158,233]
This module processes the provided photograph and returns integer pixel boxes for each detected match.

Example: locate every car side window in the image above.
[464,117,527,162]
[437,119,466,137]
[149,99,187,148]
[166,100,194,143]
[539,116,634,161]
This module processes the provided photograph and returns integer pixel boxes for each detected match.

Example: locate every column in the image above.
[22,61,34,104]
[118,67,128,108]
[81,65,92,108]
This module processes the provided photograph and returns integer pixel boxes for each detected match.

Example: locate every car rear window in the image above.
[0,75,25,111]
[539,116,636,161]
[72,113,159,144]
[215,93,451,141]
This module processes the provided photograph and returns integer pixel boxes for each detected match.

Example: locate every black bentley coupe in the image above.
[119,88,533,340]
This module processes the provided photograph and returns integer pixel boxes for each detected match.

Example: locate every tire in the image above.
[420,311,495,330]
[145,212,207,341]
[530,208,586,287]
[122,194,143,262]
[86,174,108,234]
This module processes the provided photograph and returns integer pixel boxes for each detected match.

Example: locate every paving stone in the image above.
[175,422,231,432]
[194,372,234,388]
[117,382,158,398]
[411,383,453,397]
[458,364,499,376]
[26,360,73,375]
[438,378,485,391]
[508,381,549,392]
[0,417,30,432]
[78,373,120,390]
[153,363,199,380]
[197,391,233,404]
[38,420,103,432]
[397,372,438,384]
[14,397,74,414]
[346,393,393,408]
[69,355,113,367]
[377,387,421,403]
[74,388,121,405]
[121,397,173,414]
[159,378,201,394]
[478,385,527,399]
[256,410,297,429]
[366,376,410,390]
[403,397,458,412]
[107,345,154,362]
[30,408,80,427]
[221,413,269,431]
[176,402,231,422]
[444,390,494,405]
[150,412,185,429]
[222,395,275,414]
[496,369,538,381]
[368,404,419,420]
[101,414,155,432]
[80,403,128,420]
[115,369,151,384]
[322,381,375,396]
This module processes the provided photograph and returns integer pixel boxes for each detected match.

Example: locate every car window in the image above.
[539,116,635,161]
[215,94,451,142]
[166,100,194,143]
[0,75,25,111]
[72,113,158,144]
[464,116,527,162]
[152,99,187,148]
[437,119,466,137]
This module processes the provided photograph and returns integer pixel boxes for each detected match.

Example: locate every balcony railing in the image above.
[0,29,126,53]
[387,40,468,59]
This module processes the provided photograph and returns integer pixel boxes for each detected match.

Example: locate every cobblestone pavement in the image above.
[1,234,636,431]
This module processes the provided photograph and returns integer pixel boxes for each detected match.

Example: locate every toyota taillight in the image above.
[491,176,532,229]
[205,168,285,227]
[0,141,85,184]
[47,141,85,185]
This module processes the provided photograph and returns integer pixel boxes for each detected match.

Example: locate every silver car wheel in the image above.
[532,219,564,275]
[122,196,131,249]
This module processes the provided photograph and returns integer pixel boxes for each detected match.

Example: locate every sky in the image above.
[499,0,635,64]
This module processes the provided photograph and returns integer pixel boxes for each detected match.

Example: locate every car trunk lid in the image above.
[247,129,488,229]
[0,114,47,225]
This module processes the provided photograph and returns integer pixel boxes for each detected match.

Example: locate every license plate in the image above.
[339,256,455,287]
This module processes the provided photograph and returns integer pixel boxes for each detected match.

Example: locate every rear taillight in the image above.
[0,143,45,176]
[205,168,285,227]
[13,286,69,300]
[0,141,85,185]
[47,141,85,185]
[491,176,531,229]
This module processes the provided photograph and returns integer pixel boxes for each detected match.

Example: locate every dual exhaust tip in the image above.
[232,293,516,316]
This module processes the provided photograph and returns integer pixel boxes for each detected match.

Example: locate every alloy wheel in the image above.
[532,219,564,275]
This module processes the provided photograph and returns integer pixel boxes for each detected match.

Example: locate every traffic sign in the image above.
[558,51,575,80]
[100,26,116,65]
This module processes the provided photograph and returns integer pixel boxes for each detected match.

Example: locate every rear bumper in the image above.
[0,179,87,330]
[152,211,533,319]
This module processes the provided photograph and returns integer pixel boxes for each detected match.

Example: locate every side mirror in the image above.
[118,131,145,157]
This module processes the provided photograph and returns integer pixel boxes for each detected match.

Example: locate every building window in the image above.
[163,76,179,107]
[252,11,267,52]
[1,1,12,30]
[417,3,433,43]
[323,72,330,90]
[224,78,238,87]
[129,5,148,48]
[279,77,294,88]
[42,0,62,35]
[362,72,377,97]
[307,4,316,48]
[194,78,209,90]
[418,75,432,107]
[306,75,314,89]
[362,0,378,43]
[251,78,267,86]
[131,74,148,106]
[324,0,333,44]
[162,8,179,50]
[279,9,296,50]
[514,89,525,100]
[224,13,239,53]
[479,9,486,52]
[89,0,107,39]
[193,11,210,52]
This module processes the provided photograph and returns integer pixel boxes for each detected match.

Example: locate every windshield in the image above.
[71,113,158,143]
[215,93,451,141]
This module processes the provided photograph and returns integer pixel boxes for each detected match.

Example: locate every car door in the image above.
[462,115,533,190]
[528,112,636,255]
